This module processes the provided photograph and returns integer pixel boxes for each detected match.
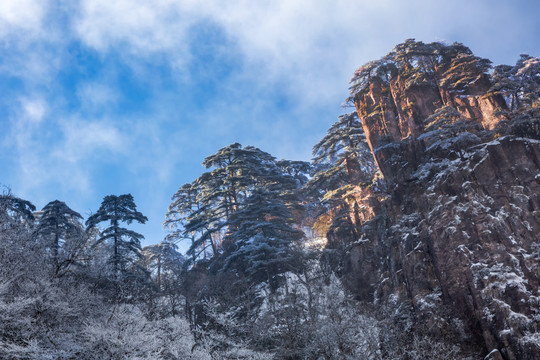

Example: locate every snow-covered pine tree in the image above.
[275,160,312,188]
[86,194,148,275]
[491,54,540,111]
[0,192,38,279]
[438,52,492,92]
[312,111,376,185]
[417,105,482,161]
[166,143,304,265]
[173,143,261,260]
[35,200,84,275]
[0,192,36,224]
[349,40,493,102]
[164,182,205,265]
[221,187,304,291]
[141,241,183,291]
[306,112,378,240]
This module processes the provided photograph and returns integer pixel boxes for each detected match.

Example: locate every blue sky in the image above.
[1,0,539,248]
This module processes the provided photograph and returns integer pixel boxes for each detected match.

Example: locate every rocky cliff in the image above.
[339,40,540,359]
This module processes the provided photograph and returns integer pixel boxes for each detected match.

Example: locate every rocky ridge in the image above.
[338,40,540,359]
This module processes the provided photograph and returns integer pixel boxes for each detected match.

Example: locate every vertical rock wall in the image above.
[341,42,540,359]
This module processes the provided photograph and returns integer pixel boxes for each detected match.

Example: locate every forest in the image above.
[1,40,540,359]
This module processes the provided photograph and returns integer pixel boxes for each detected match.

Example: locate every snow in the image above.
[485,349,501,360]
[457,245,473,257]
[406,241,424,257]
[514,137,540,145]
[373,142,401,153]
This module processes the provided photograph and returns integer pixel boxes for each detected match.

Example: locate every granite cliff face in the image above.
[338,41,540,359]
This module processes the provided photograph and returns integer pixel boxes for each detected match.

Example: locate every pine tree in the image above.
[142,241,184,291]
[515,56,540,107]
[439,52,491,92]
[349,40,493,103]
[308,111,377,209]
[491,55,540,111]
[86,194,148,275]
[418,105,482,161]
[0,192,36,223]
[166,143,304,264]
[306,112,379,243]
[35,200,84,275]
[221,187,303,290]
[312,111,377,185]
[0,192,37,278]
[164,182,200,262]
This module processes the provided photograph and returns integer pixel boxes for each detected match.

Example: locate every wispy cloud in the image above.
[54,118,128,164]
[76,81,120,111]
[0,0,48,37]
[6,95,53,198]
[5,97,127,197]
[74,0,197,69]
[19,97,47,124]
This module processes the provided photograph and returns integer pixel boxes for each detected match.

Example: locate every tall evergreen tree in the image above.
[35,200,84,275]
[86,194,148,274]
[305,112,379,242]
[164,182,200,262]
[0,192,36,224]
[491,54,540,111]
[141,241,183,291]
[307,111,377,208]
[166,143,311,293]
[0,192,37,278]
[166,143,305,265]
[418,105,482,161]
[221,187,303,290]
[312,111,376,185]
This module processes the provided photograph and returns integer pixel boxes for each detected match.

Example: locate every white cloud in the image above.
[0,0,48,38]
[67,1,425,107]
[0,0,71,90]
[75,0,197,66]
[5,100,129,199]
[54,119,128,164]
[71,0,540,108]
[5,96,57,199]
[77,82,120,110]
[20,98,47,124]
[4,0,538,116]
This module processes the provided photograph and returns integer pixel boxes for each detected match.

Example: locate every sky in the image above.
[1,0,539,248]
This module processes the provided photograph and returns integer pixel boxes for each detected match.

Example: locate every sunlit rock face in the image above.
[339,40,540,359]
[353,65,506,184]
